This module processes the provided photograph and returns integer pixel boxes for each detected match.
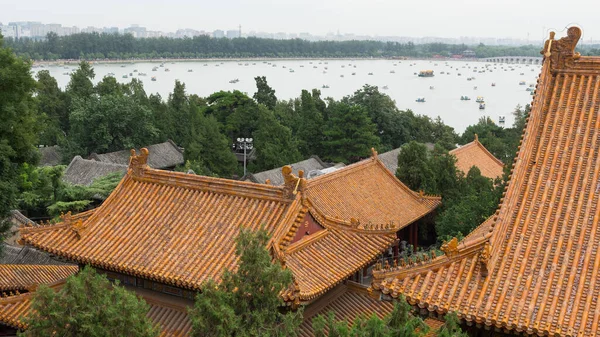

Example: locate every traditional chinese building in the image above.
[449,134,504,180]
[1,148,440,334]
[371,27,600,337]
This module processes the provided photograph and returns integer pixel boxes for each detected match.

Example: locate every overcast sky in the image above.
[2,0,600,41]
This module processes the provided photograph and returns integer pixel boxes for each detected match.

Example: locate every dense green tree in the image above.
[343,85,403,150]
[20,265,159,337]
[167,80,191,145]
[435,167,501,240]
[322,101,379,163]
[96,75,126,97]
[206,90,259,141]
[396,141,434,192]
[66,61,95,100]
[296,90,325,156]
[189,227,303,337]
[17,163,121,218]
[0,33,39,253]
[253,76,277,110]
[66,92,158,157]
[252,105,302,171]
[35,70,69,146]
[185,111,238,177]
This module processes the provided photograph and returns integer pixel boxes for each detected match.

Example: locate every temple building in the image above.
[371,27,600,336]
[0,147,440,334]
[449,135,504,179]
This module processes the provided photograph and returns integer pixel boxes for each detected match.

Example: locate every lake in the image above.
[35,59,540,133]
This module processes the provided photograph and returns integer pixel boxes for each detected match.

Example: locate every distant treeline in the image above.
[1,31,566,61]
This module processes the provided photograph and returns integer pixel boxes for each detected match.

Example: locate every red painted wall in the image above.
[290,212,324,244]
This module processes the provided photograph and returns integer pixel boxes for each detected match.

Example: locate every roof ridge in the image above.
[69,155,128,169]
[131,165,289,201]
[306,156,375,185]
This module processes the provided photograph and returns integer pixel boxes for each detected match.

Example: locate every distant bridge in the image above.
[480,56,543,64]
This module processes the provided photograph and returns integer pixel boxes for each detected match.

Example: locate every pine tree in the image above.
[253,76,277,110]
[189,227,303,337]
[437,312,468,337]
[20,266,159,337]
[322,101,379,163]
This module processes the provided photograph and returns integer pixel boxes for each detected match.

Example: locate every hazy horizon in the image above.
[2,0,600,41]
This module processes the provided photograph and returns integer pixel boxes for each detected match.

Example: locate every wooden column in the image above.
[413,222,418,251]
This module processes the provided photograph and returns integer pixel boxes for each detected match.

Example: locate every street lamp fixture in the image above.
[236,137,253,176]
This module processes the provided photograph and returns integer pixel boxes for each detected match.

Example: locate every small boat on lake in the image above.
[368,72,373,75]
[460,96,471,101]
[416,97,426,102]
[151,76,157,81]
[322,85,329,89]
[188,69,193,72]
[418,70,434,77]
[479,103,486,109]
[382,85,389,90]
[476,96,485,103]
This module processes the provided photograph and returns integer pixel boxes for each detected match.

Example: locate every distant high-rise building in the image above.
[124,25,147,38]
[213,30,224,38]
[226,29,240,39]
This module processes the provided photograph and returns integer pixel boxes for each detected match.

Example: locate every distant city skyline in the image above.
[0,21,551,46]
[3,0,600,41]
[2,0,600,44]
[5,20,600,47]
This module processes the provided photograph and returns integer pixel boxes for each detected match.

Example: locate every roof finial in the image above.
[371,147,378,159]
[474,133,479,142]
[542,27,582,69]
[129,148,149,177]
[282,165,305,199]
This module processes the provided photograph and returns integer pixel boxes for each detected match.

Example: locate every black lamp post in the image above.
[236,137,253,176]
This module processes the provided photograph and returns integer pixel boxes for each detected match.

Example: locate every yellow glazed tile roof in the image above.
[449,135,504,179]
[0,265,78,292]
[372,27,600,337]
[20,148,439,304]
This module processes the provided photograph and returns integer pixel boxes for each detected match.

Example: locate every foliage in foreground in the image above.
[313,295,428,337]
[189,227,303,337]
[20,266,159,337]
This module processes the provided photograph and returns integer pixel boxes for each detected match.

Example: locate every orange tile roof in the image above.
[20,147,439,304]
[298,282,445,337]
[372,27,600,336]
[0,265,78,292]
[298,283,395,336]
[449,135,504,179]
[0,281,191,336]
[305,153,441,229]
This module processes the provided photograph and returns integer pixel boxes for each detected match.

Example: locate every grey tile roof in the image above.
[89,140,184,169]
[0,244,71,265]
[63,156,127,186]
[38,145,62,166]
[245,156,331,186]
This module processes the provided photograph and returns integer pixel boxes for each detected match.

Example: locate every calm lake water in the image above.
[36,59,541,133]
